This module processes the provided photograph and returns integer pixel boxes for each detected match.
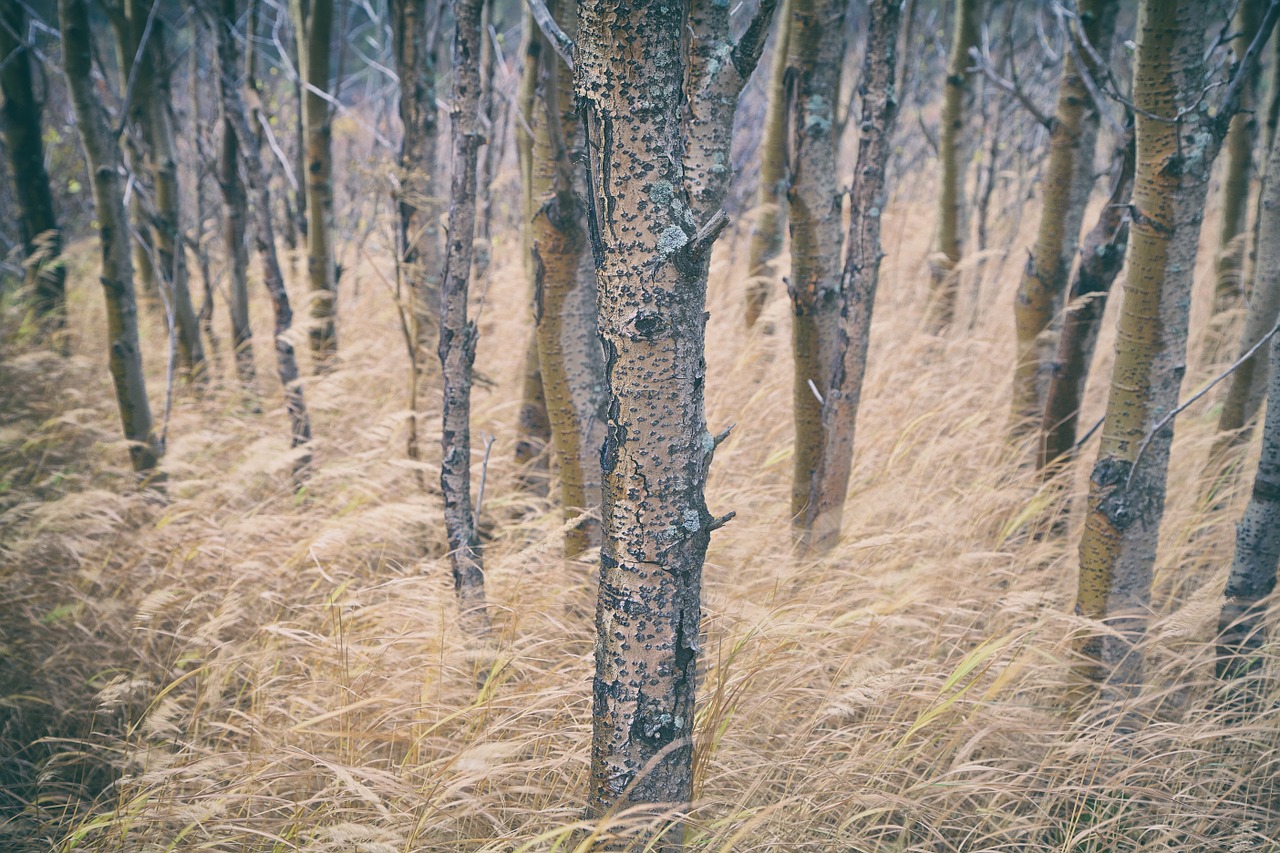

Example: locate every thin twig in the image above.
[523,0,574,71]
[474,434,497,519]
[112,0,163,140]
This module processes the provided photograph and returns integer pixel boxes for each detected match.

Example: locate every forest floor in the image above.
[0,186,1276,851]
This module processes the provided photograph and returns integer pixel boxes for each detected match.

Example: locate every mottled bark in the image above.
[576,0,728,833]
[293,0,339,369]
[213,0,313,471]
[1010,0,1117,433]
[790,0,900,552]
[1039,126,1135,471]
[924,0,980,332]
[785,0,846,548]
[528,0,607,556]
[743,0,793,329]
[392,0,444,468]
[59,0,160,473]
[1217,334,1280,686]
[439,0,489,632]
[1211,0,1265,319]
[1,3,65,327]
[1073,0,1270,696]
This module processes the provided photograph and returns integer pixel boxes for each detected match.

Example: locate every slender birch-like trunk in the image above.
[1039,125,1135,470]
[924,0,980,332]
[576,0,730,834]
[743,0,793,329]
[1010,0,1117,433]
[439,0,489,632]
[219,5,256,392]
[213,0,313,470]
[1074,0,1275,696]
[791,0,901,552]
[1,3,66,328]
[60,0,160,473]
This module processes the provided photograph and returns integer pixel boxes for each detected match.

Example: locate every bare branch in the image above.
[967,43,1053,130]
[730,0,780,80]
[523,0,574,71]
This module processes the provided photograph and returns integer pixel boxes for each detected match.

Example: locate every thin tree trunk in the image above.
[60,0,160,474]
[1010,0,1117,433]
[1216,333,1280,688]
[1073,0,1270,698]
[577,0,730,836]
[213,0,312,473]
[924,0,980,333]
[1210,0,1265,320]
[528,0,607,556]
[1039,125,1135,470]
[1,2,66,329]
[219,6,257,392]
[790,0,901,552]
[294,0,339,369]
[392,0,444,471]
[786,0,848,549]
[743,0,793,329]
[439,0,489,633]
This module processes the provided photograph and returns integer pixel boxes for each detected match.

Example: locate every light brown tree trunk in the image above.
[1216,334,1280,690]
[293,0,339,370]
[219,5,256,392]
[1210,0,1265,321]
[1039,125,1135,471]
[60,0,160,474]
[528,0,607,557]
[439,0,490,633]
[577,0,732,837]
[790,0,901,552]
[1,2,66,329]
[743,0,793,329]
[214,0,313,474]
[924,0,980,333]
[1073,0,1270,698]
[392,0,444,471]
[1010,0,1117,434]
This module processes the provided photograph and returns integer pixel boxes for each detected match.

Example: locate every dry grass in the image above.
[1,171,1277,852]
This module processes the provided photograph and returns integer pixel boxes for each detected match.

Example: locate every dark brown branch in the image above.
[730,0,780,80]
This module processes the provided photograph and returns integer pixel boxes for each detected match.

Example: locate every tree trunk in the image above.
[1216,333,1280,688]
[528,0,607,557]
[214,0,313,474]
[219,10,257,392]
[576,0,730,835]
[1039,125,1136,471]
[1010,0,1117,434]
[1210,0,1265,320]
[743,0,793,329]
[391,0,444,470]
[59,0,160,474]
[439,0,490,633]
[0,2,66,328]
[924,0,980,333]
[790,0,901,552]
[785,0,847,548]
[294,0,339,370]
[1073,0,1264,697]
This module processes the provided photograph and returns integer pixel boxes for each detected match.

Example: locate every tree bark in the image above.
[1039,125,1135,471]
[293,0,339,370]
[213,0,313,472]
[391,0,444,469]
[576,0,731,835]
[924,0,980,333]
[790,0,901,552]
[1217,334,1280,687]
[439,0,490,633]
[59,0,160,473]
[218,2,256,392]
[1073,0,1267,697]
[743,0,793,329]
[528,0,607,556]
[1010,0,1117,434]
[1,2,66,328]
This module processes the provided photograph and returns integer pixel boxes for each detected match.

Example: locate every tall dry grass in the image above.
[0,156,1277,851]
